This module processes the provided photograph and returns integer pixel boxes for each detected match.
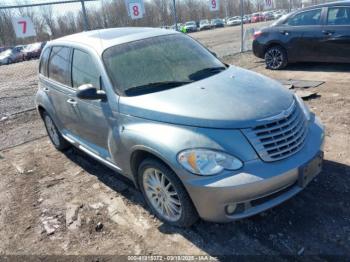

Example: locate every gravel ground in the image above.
[189,21,271,57]
[0,36,350,258]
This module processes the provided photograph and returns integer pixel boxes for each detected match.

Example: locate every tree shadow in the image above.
[63,147,350,256]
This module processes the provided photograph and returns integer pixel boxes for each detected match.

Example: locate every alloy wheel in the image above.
[265,48,284,70]
[143,167,182,222]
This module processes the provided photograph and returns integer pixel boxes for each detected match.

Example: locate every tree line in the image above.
[0,0,330,46]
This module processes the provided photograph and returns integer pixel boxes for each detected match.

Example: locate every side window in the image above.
[39,47,51,77]
[48,46,71,86]
[72,49,100,89]
[287,9,322,26]
[327,7,350,25]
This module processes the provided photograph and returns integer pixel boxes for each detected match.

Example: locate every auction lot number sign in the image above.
[264,0,274,10]
[125,0,145,20]
[209,0,220,11]
[11,17,36,38]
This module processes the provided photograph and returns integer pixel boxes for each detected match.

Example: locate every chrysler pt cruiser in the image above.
[35,28,324,227]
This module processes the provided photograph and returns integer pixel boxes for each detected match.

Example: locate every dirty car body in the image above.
[36,28,324,226]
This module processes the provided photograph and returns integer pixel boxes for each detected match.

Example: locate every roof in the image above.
[49,27,178,55]
[304,0,350,9]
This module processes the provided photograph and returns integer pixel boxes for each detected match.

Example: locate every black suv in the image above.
[253,1,350,69]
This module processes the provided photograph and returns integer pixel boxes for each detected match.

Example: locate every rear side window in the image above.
[39,47,51,76]
[327,7,350,25]
[287,9,322,26]
[48,46,71,86]
[71,49,100,89]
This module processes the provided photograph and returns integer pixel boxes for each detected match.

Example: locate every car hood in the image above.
[119,66,294,129]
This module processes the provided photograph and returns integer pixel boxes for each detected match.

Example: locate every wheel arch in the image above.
[129,146,178,189]
[264,41,287,56]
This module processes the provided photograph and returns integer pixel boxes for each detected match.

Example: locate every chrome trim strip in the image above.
[62,134,122,172]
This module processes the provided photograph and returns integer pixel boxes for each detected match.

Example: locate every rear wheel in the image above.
[43,112,70,151]
[138,158,198,227]
[264,46,288,70]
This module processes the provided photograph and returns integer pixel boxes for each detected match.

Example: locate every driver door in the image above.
[71,49,112,156]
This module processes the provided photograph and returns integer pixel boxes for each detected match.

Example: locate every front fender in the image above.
[110,114,258,183]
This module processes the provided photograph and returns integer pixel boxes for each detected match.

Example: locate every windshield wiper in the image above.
[125,80,193,96]
[189,66,226,81]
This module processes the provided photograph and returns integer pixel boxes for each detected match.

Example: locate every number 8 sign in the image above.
[129,3,143,19]
[264,0,273,9]
[209,0,219,11]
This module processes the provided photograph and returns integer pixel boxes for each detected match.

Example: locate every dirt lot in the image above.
[189,21,271,57]
[0,47,350,258]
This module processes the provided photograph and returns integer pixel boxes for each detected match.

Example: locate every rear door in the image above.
[282,8,324,62]
[45,46,80,136]
[320,6,350,62]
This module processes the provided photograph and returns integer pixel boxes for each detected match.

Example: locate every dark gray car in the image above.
[36,28,324,227]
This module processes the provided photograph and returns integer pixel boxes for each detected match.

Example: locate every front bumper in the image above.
[252,40,265,58]
[182,117,324,222]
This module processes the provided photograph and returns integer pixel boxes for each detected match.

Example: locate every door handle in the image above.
[322,30,334,36]
[280,30,289,35]
[66,98,77,106]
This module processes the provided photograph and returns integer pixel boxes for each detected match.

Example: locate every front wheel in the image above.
[264,46,288,70]
[138,158,198,227]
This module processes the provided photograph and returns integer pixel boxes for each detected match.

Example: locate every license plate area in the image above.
[298,152,323,188]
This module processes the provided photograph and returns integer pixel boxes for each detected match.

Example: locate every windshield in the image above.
[271,14,289,26]
[186,22,195,25]
[103,34,225,96]
[200,20,209,24]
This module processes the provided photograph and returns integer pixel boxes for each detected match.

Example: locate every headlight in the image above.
[177,149,243,176]
[295,94,311,121]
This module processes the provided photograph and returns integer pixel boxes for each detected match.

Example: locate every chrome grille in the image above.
[243,100,308,162]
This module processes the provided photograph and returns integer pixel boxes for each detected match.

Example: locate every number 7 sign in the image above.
[11,17,36,38]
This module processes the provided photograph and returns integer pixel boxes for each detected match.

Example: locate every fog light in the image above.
[225,204,237,215]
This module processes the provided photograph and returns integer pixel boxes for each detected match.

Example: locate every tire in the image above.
[7,59,12,65]
[138,158,198,227]
[42,111,70,151]
[264,45,288,70]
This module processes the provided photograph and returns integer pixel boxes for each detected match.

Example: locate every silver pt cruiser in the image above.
[35,28,324,227]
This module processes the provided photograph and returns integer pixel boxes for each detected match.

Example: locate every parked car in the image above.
[251,12,264,23]
[23,42,46,60]
[0,49,13,65]
[0,47,24,65]
[273,11,284,19]
[199,19,211,30]
[227,16,242,26]
[0,47,9,53]
[184,21,197,32]
[263,11,275,21]
[170,23,183,31]
[36,28,324,227]
[253,1,350,69]
[211,18,224,28]
[243,15,251,23]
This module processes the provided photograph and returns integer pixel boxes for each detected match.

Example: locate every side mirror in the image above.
[211,51,218,58]
[76,84,107,100]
